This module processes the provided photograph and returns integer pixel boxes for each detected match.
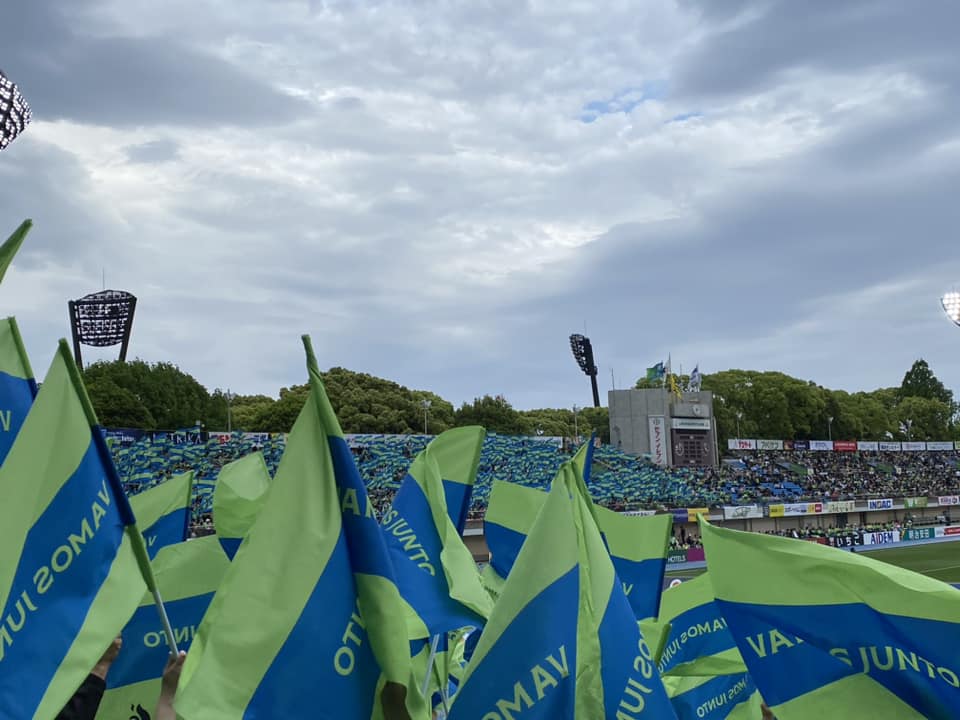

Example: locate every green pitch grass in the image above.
[666,539,960,584]
[861,542,960,584]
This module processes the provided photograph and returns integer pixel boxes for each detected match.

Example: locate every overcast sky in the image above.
[3,0,960,409]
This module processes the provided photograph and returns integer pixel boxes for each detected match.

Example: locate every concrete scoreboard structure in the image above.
[608,388,718,468]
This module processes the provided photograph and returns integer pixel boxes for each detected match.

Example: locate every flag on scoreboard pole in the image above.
[0,340,160,720]
[382,426,492,640]
[129,471,195,559]
[449,462,677,719]
[701,519,960,719]
[96,536,230,719]
[212,451,271,560]
[0,316,36,465]
[176,336,427,720]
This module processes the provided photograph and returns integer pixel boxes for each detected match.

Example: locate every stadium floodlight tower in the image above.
[68,290,137,369]
[569,333,601,408]
[0,69,31,151]
[942,292,960,327]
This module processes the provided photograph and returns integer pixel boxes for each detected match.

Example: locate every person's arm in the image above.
[154,651,187,720]
[55,637,122,720]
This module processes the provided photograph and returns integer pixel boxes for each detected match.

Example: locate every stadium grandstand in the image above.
[109,430,960,531]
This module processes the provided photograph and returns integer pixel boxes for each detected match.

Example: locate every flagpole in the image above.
[422,634,441,698]
[431,651,451,716]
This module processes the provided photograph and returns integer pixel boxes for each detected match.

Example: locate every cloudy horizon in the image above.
[3,0,960,409]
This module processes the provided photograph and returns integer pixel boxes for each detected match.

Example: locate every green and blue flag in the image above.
[383,426,492,640]
[702,520,960,719]
[0,316,36,464]
[646,574,761,719]
[0,219,31,284]
[663,673,762,720]
[176,336,427,719]
[651,573,746,678]
[129,471,195,559]
[433,424,484,534]
[450,462,677,719]
[96,536,230,719]
[0,340,154,720]
[484,448,671,620]
[212,451,271,559]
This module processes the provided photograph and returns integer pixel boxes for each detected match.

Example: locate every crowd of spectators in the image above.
[108,432,960,529]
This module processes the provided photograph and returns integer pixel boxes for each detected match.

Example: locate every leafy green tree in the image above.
[228,394,276,431]
[455,395,531,434]
[898,359,953,405]
[83,359,211,430]
[85,377,156,428]
[896,396,953,440]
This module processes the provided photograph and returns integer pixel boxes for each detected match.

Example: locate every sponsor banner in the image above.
[830,534,864,548]
[806,537,828,545]
[926,441,954,451]
[824,500,856,514]
[208,431,232,444]
[938,496,960,506]
[621,509,658,517]
[903,528,935,541]
[809,440,833,451]
[867,498,894,510]
[686,507,710,522]
[728,438,757,450]
[879,441,902,451]
[792,440,809,450]
[685,547,705,562]
[649,415,668,466]
[782,440,794,450]
[667,549,687,564]
[945,526,960,537]
[903,497,928,509]
[863,530,901,546]
[671,509,690,523]
[857,441,879,451]
[672,417,711,430]
[722,505,764,520]
[833,440,857,452]
[103,428,147,446]
[902,441,926,452]
[756,439,783,451]
[771,502,823,517]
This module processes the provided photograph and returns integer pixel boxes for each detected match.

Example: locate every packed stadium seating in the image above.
[109,431,960,526]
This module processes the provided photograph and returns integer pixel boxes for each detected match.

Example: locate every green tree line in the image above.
[636,359,957,445]
[82,357,956,443]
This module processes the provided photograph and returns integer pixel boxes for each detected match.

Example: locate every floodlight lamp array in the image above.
[0,70,30,151]
[942,292,960,327]
[569,334,597,376]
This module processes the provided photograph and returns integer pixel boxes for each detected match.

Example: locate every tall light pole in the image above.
[226,390,234,433]
[573,404,579,441]
[569,334,601,408]
[828,416,833,441]
[736,411,743,439]
[421,399,431,435]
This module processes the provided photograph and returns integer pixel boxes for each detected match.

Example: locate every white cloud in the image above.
[3,0,960,408]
